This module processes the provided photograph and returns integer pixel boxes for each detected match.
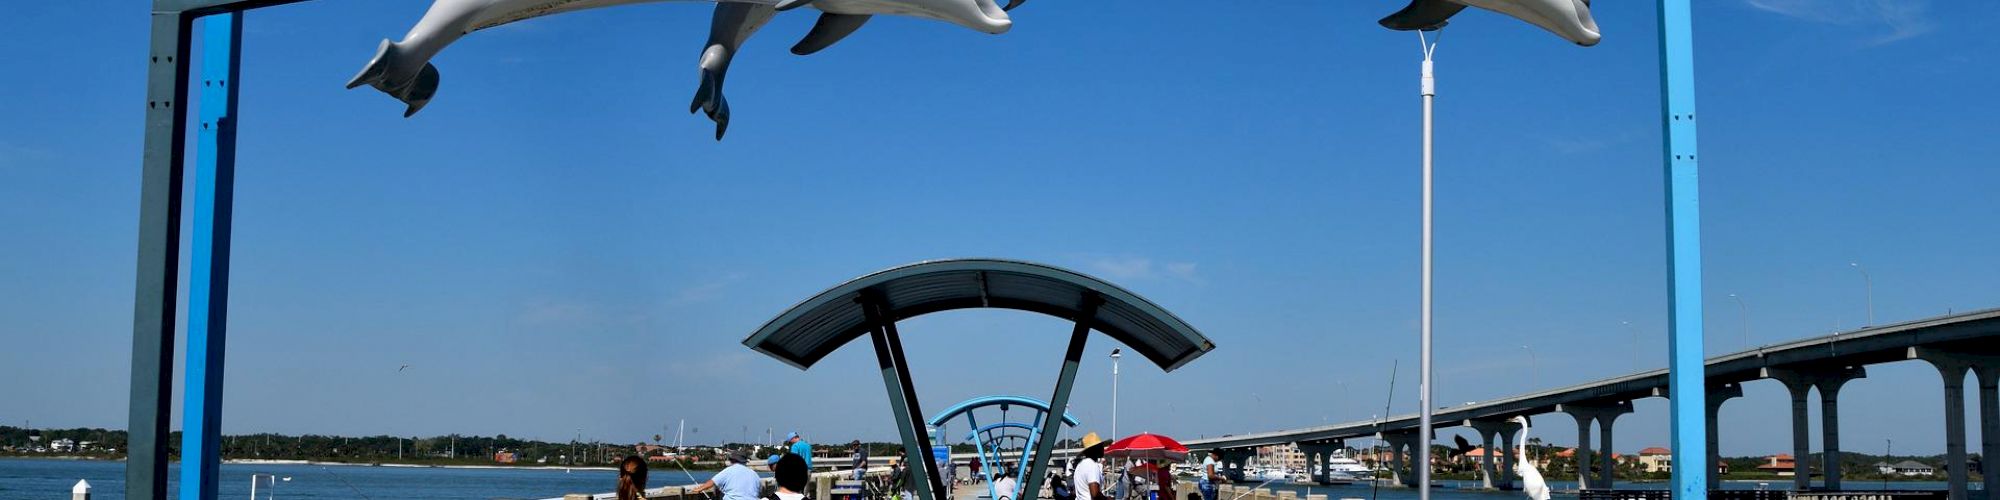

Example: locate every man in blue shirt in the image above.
[786,432,813,468]
[687,449,763,500]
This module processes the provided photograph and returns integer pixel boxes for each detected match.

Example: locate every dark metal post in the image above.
[178,11,242,500]
[129,9,193,500]
[1021,296,1098,500]
[865,299,944,500]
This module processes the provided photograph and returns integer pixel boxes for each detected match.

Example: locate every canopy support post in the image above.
[866,298,945,500]
[129,9,194,500]
[1022,294,1100,500]
[178,11,242,500]
[1658,1,1707,499]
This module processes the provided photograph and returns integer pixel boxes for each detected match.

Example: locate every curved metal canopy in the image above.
[744,258,1215,372]
[926,395,1082,428]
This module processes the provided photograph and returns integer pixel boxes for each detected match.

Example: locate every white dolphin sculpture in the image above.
[690,0,1014,138]
[1379,0,1600,46]
[348,0,1016,139]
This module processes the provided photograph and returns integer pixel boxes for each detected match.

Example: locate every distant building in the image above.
[494,449,518,463]
[1757,454,1796,476]
[1460,447,1503,466]
[1875,461,1933,476]
[1255,443,1307,472]
[50,439,76,453]
[1637,447,1672,473]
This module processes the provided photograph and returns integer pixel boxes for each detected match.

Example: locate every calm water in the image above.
[0,458,727,500]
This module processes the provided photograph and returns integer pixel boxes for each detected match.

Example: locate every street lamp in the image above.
[1850,263,1874,326]
[1376,3,1600,500]
[1109,348,1122,442]
[1729,294,1749,349]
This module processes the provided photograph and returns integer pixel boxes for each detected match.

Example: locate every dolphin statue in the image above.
[345,0,735,117]
[350,0,1018,139]
[691,1,778,140]
[1379,0,1600,46]
[688,0,1016,138]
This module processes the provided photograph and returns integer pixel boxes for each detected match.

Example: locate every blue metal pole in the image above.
[1657,1,1706,498]
[179,11,241,500]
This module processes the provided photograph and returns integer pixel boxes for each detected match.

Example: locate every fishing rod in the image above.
[1368,358,1400,500]
[676,457,718,499]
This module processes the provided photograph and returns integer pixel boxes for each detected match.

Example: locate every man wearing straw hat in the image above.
[1073,433,1109,500]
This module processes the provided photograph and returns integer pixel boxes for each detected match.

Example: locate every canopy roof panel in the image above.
[744,258,1215,372]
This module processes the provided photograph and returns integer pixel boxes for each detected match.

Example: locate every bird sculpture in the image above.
[1509,415,1550,500]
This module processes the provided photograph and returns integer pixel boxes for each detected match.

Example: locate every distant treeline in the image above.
[1,426,691,466]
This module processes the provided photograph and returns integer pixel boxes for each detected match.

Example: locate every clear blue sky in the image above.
[2,0,1996,457]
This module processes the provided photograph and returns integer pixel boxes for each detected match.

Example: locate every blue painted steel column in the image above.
[1657,1,1707,498]
[179,11,242,500]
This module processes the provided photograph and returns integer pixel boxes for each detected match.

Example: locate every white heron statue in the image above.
[1509,415,1550,500]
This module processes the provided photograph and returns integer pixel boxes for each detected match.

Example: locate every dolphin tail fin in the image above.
[1378,0,1466,31]
[689,69,729,140]
[792,14,872,55]
[346,39,442,117]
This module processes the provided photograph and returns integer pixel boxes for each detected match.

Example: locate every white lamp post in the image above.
[1109,348,1122,442]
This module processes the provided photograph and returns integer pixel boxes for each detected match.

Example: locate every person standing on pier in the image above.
[787,432,814,468]
[851,441,869,480]
[688,450,762,500]
[1198,450,1224,500]
[1074,434,1108,500]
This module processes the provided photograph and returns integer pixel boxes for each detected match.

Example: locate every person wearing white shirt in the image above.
[1074,439,1108,500]
[993,467,1019,500]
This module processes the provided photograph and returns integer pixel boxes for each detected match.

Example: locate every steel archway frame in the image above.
[125,2,1706,499]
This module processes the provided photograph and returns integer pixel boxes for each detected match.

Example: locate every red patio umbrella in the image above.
[1104,433,1189,461]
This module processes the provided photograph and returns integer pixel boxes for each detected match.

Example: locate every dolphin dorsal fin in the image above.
[1379,0,1467,31]
[792,13,873,56]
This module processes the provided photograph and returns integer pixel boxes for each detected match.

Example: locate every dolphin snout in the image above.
[971,0,1012,33]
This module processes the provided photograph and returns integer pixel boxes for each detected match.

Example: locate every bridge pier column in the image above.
[1814,369,1865,491]
[1914,349,1974,500]
[1766,366,1867,492]
[1383,432,1417,488]
[1569,414,1592,490]
[1596,409,1629,489]
[1295,442,1336,484]
[1561,401,1631,490]
[1478,428,1497,489]
[1766,370,1816,491]
[1220,449,1254,483]
[1705,383,1743,491]
[1978,366,2000,500]
[1467,419,1520,491]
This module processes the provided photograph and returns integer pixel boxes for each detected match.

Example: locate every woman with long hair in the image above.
[618,455,651,500]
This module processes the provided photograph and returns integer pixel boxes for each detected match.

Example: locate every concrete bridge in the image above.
[1183,308,2000,498]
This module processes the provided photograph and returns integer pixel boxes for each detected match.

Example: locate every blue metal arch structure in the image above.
[926,396,1083,500]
